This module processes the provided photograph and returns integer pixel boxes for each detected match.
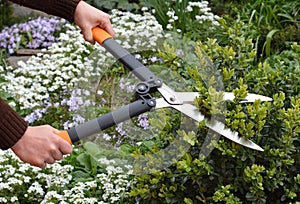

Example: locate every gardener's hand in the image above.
[11,125,72,168]
[74,1,115,44]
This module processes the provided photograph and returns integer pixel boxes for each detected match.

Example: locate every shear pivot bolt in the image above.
[156,79,162,85]
[138,85,147,91]
[148,100,156,107]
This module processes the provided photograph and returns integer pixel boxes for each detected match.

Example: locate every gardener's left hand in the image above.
[11,125,73,168]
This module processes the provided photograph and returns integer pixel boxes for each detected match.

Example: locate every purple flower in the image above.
[24,108,44,123]
[24,113,37,123]
[116,123,126,136]
[135,54,141,59]
[138,113,151,130]
[0,16,66,54]
[176,49,185,56]
[103,133,111,141]
[149,56,158,62]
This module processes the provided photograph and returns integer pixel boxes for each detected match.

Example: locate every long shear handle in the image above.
[91,27,157,81]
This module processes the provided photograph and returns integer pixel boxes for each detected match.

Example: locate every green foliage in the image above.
[126,11,300,203]
[212,185,242,204]
[224,0,300,58]
[142,0,169,27]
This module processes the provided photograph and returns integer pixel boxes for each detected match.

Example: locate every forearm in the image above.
[0,98,28,150]
[9,0,81,22]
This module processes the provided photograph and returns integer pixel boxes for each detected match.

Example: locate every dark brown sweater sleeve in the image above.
[0,98,28,150]
[9,0,81,22]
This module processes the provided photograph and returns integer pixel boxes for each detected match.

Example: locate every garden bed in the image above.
[0,0,299,203]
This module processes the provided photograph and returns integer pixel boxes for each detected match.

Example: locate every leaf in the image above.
[120,143,134,153]
[83,141,100,156]
[264,29,280,57]
[76,153,92,170]
[184,197,193,204]
[26,31,33,44]
[143,140,155,149]
[178,130,196,146]
[72,170,91,182]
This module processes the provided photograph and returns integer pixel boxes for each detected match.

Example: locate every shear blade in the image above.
[168,103,264,151]
[223,92,273,103]
[205,120,264,151]
[174,92,272,104]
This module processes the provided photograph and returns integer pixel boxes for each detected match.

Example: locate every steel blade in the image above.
[174,92,272,104]
[223,92,273,103]
[158,102,264,151]
[204,120,264,151]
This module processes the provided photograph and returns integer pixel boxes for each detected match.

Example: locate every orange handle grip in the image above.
[92,27,112,45]
[56,130,73,145]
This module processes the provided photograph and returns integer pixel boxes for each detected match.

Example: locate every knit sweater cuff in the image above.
[0,99,28,150]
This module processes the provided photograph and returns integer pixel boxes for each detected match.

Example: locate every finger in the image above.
[104,24,115,37]
[45,157,55,165]
[98,20,115,38]
[98,12,115,37]
[53,130,73,155]
[40,162,47,169]
[30,160,47,169]
[58,140,73,155]
[52,150,63,161]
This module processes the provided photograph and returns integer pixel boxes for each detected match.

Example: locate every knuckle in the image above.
[49,145,58,154]
[43,124,51,129]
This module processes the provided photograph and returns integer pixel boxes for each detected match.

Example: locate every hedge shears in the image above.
[57,27,272,152]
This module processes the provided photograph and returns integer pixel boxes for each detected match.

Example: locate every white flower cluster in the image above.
[110,9,164,51]
[96,163,134,203]
[189,1,220,26]
[0,149,134,203]
[1,23,98,109]
[166,1,220,32]
[0,150,73,203]
[41,158,134,203]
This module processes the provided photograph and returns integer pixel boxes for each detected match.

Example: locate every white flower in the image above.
[187,5,193,12]
[28,182,44,196]
[10,196,18,202]
[8,101,16,107]
[23,176,31,183]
